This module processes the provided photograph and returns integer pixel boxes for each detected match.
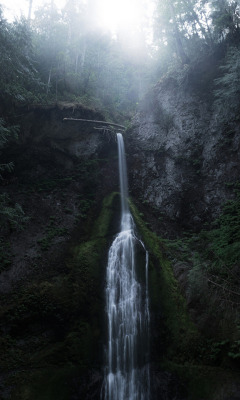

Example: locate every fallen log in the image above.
[93,127,124,131]
[63,117,125,129]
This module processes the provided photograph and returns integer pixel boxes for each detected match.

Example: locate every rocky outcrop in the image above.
[127,78,240,235]
[18,103,108,158]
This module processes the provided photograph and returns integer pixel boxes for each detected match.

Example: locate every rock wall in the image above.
[0,103,118,293]
[127,78,240,235]
[0,104,120,399]
[1,96,240,399]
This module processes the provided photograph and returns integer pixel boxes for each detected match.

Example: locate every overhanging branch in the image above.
[63,118,125,130]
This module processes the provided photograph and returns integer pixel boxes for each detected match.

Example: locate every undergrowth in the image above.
[130,198,240,399]
[160,188,240,361]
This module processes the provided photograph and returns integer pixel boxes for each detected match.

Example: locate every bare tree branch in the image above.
[63,118,125,129]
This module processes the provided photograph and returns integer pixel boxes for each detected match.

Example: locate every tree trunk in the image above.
[169,4,190,64]
[28,0,33,22]
[75,54,79,74]
[46,66,52,95]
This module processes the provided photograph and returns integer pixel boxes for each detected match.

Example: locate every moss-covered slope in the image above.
[130,202,240,400]
[0,192,119,400]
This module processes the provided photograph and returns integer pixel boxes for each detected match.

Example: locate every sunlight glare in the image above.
[97,0,142,32]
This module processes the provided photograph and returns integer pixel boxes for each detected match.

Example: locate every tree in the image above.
[0,119,17,177]
[154,0,190,63]
[0,7,44,105]
[214,46,240,120]
[0,117,28,231]
[210,0,240,42]
[32,2,66,98]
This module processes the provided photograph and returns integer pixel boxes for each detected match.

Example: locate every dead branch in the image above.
[63,118,125,129]
[94,127,124,131]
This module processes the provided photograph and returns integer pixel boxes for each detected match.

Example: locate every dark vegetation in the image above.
[131,202,240,400]
[1,0,240,398]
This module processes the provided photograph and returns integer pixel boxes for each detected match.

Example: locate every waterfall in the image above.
[102,133,150,400]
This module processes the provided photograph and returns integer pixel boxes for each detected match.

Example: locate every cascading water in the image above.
[102,133,150,400]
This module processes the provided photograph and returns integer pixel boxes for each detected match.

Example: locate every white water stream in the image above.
[102,133,150,400]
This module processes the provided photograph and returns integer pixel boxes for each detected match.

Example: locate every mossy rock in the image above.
[0,192,119,400]
[130,201,199,360]
[130,200,240,399]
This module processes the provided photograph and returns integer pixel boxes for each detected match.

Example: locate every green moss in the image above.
[130,201,199,360]
[130,200,240,399]
[92,191,119,238]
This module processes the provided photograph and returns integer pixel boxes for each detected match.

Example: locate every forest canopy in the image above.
[0,0,239,123]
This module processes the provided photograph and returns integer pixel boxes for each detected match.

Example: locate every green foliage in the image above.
[0,118,19,177]
[154,0,212,64]
[38,217,68,251]
[206,189,240,268]
[153,0,240,100]
[187,259,209,302]
[129,201,199,361]
[160,188,240,347]
[0,193,29,230]
[228,340,240,359]
[129,201,240,398]
[210,0,240,42]
[214,46,240,121]
[78,198,93,219]
[0,118,14,148]
[0,116,27,233]
[28,1,153,120]
[0,8,45,105]
[164,187,240,279]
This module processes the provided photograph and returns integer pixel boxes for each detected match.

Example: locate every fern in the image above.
[0,194,29,230]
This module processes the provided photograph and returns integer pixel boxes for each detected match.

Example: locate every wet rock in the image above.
[127,79,240,235]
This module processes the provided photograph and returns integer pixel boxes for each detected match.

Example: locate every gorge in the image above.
[0,80,240,398]
[1,2,240,394]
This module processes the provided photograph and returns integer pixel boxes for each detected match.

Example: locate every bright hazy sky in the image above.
[0,0,66,20]
[0,0,154,35]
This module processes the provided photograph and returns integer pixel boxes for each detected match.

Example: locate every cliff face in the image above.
[127,78,240,235]
[126,77,240,400]
[0,104,119,293]
[1,93,240,399]
[0,104,120,399]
